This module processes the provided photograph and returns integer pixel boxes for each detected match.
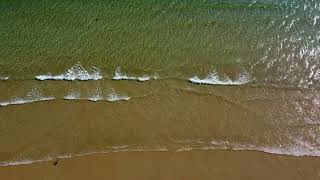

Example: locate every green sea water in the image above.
[0,0,318,86]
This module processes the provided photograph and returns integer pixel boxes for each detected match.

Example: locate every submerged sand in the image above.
[1,82,320,179]
[1,83,320,160]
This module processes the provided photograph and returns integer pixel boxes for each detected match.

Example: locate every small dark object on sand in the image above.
[53,160,58,166]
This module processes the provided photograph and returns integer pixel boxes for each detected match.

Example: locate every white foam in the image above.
[0,97,55,107]
[248,0,257,7]
[2,141,320,167]
[88,86,104,102]
[0,147,169,167]
[189,70,250,85]
[62,90,130,102]
[0,89,55,107]
[137,76,151,82]
[113,67,155,82]
[0,154,72,167]
[105,145,130,150]
[0,76,9,80]
[0,158,50,166]
[64,91,81,100]
[36,63,102,81]
[234,145,320,157]
[207,140,320,157]
[172,139,320,157]
[314,15,320,26]
[107,93,130,102]
[88,95,103,102]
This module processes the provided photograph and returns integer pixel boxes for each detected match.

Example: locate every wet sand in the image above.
[1,85,319,179]
[1,150,320,180]
[0,85,319,161]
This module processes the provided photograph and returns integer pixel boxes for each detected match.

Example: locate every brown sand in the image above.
[1,85,319,179]
[0,86,308,162]
[0,150,320,180]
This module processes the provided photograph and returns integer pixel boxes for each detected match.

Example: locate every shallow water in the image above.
[1,0,320,165]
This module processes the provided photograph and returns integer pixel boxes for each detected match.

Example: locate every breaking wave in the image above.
[189,70,250,85]
[0,154,72,167]
[113,67,157,82]
[64,91,81,100]
[0,89,55,107]
[36,63,102,81]
[0,88,130,107]
[63,89,130,102]
[0,76,9,80]
[106,91,130,102]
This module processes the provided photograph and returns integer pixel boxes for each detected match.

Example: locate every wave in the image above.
[88,95,104,102]
[63,89,130,102]
[106,94,130,102]
[207,140,320,157]
[173,139,320,157]
[0,89,55,107]
[1,140,320,167]
[189,70,250,85]
[88,87,103,102]
[0,154,72,167]
[0,76,9,80]
[0,146,169,167]
[0,97,55,107]
[64,91,81,100]
[36,63,102,81]
[64,93,104,102]
[0,95,130,107]
[113,67,157,82]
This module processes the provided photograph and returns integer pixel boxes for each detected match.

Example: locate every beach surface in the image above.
[1,150,320,180]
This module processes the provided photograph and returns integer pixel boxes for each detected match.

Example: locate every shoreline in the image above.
[1,150,320,180]
[1,145,320,167]
[0,87,319,164]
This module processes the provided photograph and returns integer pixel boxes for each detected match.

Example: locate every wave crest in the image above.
[189,70,250,85]
[63,88,130,102]
[0,89,55,107]
[113,67,156,82]
[0,76,9,80]
[107,90,130,102]
[36,63,102,81]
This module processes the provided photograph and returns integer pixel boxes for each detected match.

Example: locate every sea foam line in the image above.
[0,97,55,107]
[113,67,157,82]
[1,141,319,167]
[171,139,320,157]
[207,140,320,157]
[0,89,55,107]
[36,63,102,81]
[106,94,130,102]
[63,90,130,102]
[63,95,130,102]
[0,146,169,167]
[0,154,72,167]
[189,70,250,85]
